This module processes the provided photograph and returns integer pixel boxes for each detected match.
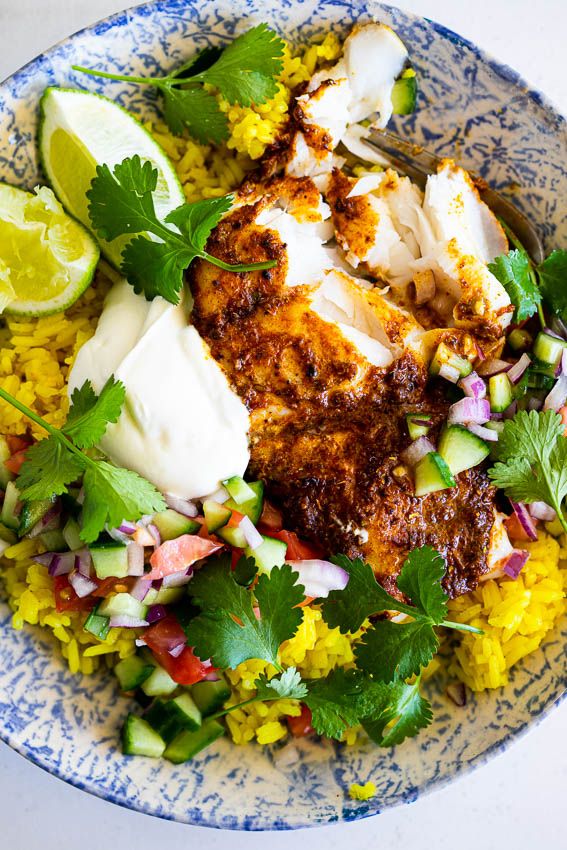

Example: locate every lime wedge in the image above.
[0,182,100,317]
[39,87,185,268]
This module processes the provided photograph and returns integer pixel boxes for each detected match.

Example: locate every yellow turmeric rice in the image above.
[0,32,565,748]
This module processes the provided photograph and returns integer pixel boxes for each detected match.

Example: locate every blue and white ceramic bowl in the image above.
[0,0,565,831]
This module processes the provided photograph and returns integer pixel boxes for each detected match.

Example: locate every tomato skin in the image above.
[53,575,94,613]
[287,705,313,737]
[258,500,283,533]
[6,435,30,454]
[144,616,208,685]
[269,529,324,560]
[5,449,27,474]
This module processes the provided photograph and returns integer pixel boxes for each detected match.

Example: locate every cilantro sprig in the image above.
[87,155,275,304]
[0,378,165,542]
[73,24,285,144]
[489,409,567,535]
[184,554,305,671]
[323,548,482,683]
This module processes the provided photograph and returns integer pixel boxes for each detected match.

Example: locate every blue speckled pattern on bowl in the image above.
[0,0,565,831]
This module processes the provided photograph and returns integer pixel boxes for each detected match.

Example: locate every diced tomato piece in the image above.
[4,450,27,474]
[227,509,245,528]
[269,529,324,560]
[147,534,223,580]
[53,575,94,613]
[6,435,30,454]
[258,499,283,533]
[230,547,242,570]
[287,705,313,737]
[505,513,538,542]
[144,616,208,685]
[92,576,136,598]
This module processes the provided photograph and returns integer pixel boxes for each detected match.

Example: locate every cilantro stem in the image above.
[72,65,169,89]
[441,619,484,635]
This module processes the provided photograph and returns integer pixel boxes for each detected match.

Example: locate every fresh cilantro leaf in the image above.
[162,85,228,142]
[80,461,166,543]
[191,24,285,106]
[233,555,258,587]
[185,556,304,669]
[87,157,159,242]
[362,678,433,747]
[303,668,391,740]
[396,546,448,623]
[17,437,85,501]
[537,249,567,320]
[255,667,308,701]
[87,157,276,303]
[355,619,439,682]
[73,25,284,142]
[488,249,541,322]
[322,555,399,633]
[63,377,125,449]
[0,381,166,543]
[121,236,190,303]
[489,409,567,532]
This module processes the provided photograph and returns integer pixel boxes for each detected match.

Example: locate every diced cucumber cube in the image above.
[114,655,154,691]
[63,517,83,551]
[191,677,231,716]
[90,540,129,579]
[152,509,200,541]
[141,665,178,697]
[145,693,202,743]
[508,328,532,351]
[414,451,456,496]
[203,500,232,533]
[98,592,148,621]
[489,373,513,413]
[437,425,490,475]
[391,69,418,115]
[164,720,225,764]
[222,476,256,505]
[39,529,66,551]
[84,606,110,640]
[143,586,185,606]
[406,413,432,441]
[533,331,567,367]
[122,714,165,758]
[216,523,247,549]
[0,522,17,546]
[18,497,56,537]
[244,534,287,574]
[224,480,264,524]
[1,481,20,530]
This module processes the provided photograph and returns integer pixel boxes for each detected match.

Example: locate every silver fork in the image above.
[363,129,544,264]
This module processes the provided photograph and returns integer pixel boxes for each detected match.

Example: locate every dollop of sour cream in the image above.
[68,279,250,499]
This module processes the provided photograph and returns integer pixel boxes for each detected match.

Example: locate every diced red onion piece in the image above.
[147,524,161,546]
[162,568,194,588]
[544,374,567,412]
[127,541,145,576]
[146,604,168,624]
[207,485,230,505]
[33,552,56,566]
[239,515,263,551]
[108,526,131,544]
[448,397,491,425]
[507,353,531,384]
[475,341,486,363]
[459,371,486,399]
[29,503,61,538]
[201,658,213,670]
[169,643,185,658]
[503,400,518,420]
[528,501,557,522]
[528,397,543,411]
[477,359,511,377]
[446,682,467,707]
[287,559,349,599]
[75,548,92,577]
[502,549,530,579]
[467,423,499,442]
[543,327,563,340]
[511,502,538,541]
[68,570,97,598]
[130,577,152,601]
[48,551,75,576]
[108,615,149,629]
[550,317,567,340]
[165,494,198,518]
[118,521,137,535]
[401,436,435,467]
[204,671,221,682]
[438,363,461,383]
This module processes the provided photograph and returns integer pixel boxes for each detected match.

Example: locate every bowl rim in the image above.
[0,0,565,831]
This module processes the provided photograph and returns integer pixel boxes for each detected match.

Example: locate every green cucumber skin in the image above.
[122,714,165,758]
[163,720,225,764]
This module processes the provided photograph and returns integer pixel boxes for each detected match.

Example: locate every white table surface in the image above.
[0,0,565,846]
